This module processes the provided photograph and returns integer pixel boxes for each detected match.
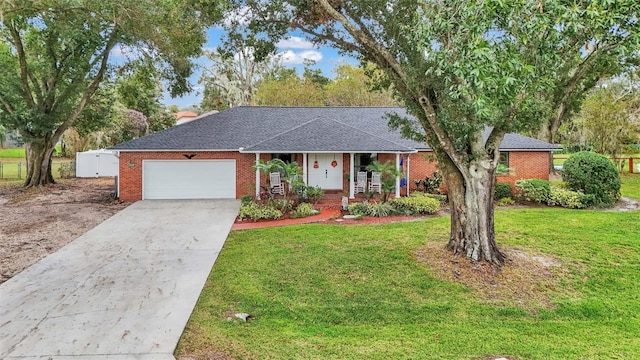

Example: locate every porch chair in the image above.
[270,172,285,195]
[369,172,382,194]
[355,171,367,194]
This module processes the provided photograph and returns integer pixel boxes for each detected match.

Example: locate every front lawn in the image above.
[177,209,640,360]
[0,148,25,158]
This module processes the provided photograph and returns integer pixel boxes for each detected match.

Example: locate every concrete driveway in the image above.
[0,199,239,360]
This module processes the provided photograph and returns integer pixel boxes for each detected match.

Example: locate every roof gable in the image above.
[242,116,416,153]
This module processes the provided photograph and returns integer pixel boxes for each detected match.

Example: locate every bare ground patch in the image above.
[415,243,570,311]
[0,178,130,284]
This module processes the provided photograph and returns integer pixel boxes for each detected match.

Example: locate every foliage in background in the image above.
[252,63,396,107]
[562,151,621,207]
[560,81,640,158]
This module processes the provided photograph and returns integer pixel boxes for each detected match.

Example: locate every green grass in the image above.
[621,174,640,200]
[0,158,73,181]
[0,148,26,158]
[177,209,640,359]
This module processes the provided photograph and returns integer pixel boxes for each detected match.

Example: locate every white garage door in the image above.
[143,160,236,199]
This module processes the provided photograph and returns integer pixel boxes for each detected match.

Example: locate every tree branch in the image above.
[7,21,36,108]
[52,31,119,143]
[0,94,15,114]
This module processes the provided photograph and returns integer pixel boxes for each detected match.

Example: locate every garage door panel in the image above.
[143,160,236,199]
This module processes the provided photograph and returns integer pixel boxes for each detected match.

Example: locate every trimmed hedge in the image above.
[562,151,621,208]
[238,202,283,221]
[515,179,550,204]
[389,196,441,215]
[548,186,588,209]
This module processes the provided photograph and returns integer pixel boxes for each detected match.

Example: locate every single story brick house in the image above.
[110,106,560,201]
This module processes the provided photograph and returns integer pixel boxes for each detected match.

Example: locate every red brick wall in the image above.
[118,151,256,201]
[405,151,550,191]
[496,151,551,187]
[118,150,551,201]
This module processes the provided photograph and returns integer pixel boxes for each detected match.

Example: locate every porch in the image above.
[249,152,416,200]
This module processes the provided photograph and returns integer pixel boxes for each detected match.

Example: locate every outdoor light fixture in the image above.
[128,159,135,168]
[183,154,196,159]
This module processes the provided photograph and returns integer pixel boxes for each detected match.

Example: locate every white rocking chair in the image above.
[270,172,285,195]
[368,172,382,194]
[355,171,367,194]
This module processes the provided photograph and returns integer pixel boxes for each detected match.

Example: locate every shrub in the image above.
[292,183,324,203]
[273,199,294,214]
[366,202,395,217]
[240,195,254,205]
[390,196,440,215]
[562,151,621,207]
[497,197,515,206]
[291,203,317,218]
[423,172,443,194]
[494,183,513,201]
[238,203,283,221]
[305,186,324,203]
[348,203,369,216]
[548,186,587,209]
[515,179,550,204]
[411,191,448,204]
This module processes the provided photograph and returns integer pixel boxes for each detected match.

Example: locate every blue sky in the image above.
[163,27,358,109]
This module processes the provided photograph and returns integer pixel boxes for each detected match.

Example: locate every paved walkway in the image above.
[0,199,239,360]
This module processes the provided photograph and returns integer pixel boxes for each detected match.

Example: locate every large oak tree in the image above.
[221,0,639,264]
[0,0,225,186]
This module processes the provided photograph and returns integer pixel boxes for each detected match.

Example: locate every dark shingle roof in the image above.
[110,106,560,152]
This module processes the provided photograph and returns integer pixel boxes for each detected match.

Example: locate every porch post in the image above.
[303,153,308,185]
[395,153,401,198]
[255,153,261,199]
[349,153,355,199]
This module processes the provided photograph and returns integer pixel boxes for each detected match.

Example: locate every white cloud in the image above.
[221,6,253,28]
[276,37,315,49]
[280,50,323,65]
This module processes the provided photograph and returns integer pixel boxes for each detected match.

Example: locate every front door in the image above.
[308,153,343,190]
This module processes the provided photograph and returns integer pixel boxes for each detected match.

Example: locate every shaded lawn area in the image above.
[177,209,640,360]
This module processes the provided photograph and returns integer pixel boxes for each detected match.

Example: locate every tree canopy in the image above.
[0,0,225,185]
[215,0,640,264]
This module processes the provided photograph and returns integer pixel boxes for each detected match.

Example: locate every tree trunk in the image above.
[24,138,56,187]
[441,157,505,265]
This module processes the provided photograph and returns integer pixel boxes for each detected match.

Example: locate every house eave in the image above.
[107,148,241,152]
[239,149,418,154]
